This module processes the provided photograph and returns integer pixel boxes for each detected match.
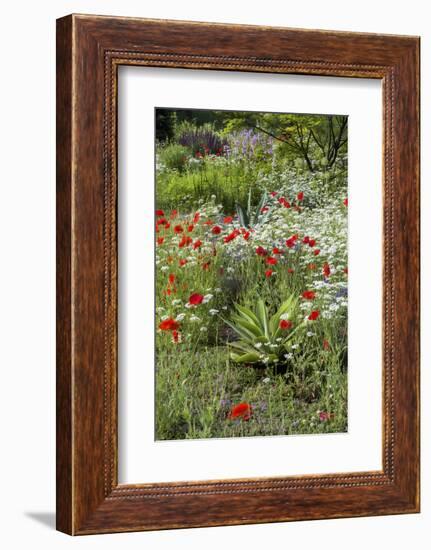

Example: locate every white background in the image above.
[118,67,382,483]
[0,1,428,548]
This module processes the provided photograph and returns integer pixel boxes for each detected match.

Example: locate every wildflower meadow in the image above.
[155,108,348,440]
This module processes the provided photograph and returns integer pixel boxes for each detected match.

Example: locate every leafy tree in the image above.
[155,109,176,142]
[220,112,347,172]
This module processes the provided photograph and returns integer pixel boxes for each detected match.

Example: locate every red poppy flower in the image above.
[193,239,203,249]
[319,411,334,422]
[157,237,164,246]
[343,198,348,207]
[174,224,184,234]
[270,191,278,197]
[223,216,233,224]
[224,230,239,243]
[308,310,320,321]
[266,256,278,265]
[202,261,210,271]
[159,318,179,331]
[189,293,204,306]
[157,217,168,227]
[179,235,192,248]
[302,290,316,300]
[323,339,330,350]
[170,209,178,220]
[243,231,251,241]
[211,225,222,235]
[323,262,331,277]
[256,246,268,257]
[272,247,282,255]
[286,237,296,248]
[279,319,293,330]
[278,197,290,208]
[302,236,310,244]
[155,209,165,217]
[228,402,252,421]
[172,330,180,344]
[187,224,194,232]
[168,273,176,285]
[179,259,187,267]
[203,219,214,226]
[308,239,316,247]
[265,269,274,278]
[287,268,295,274]
[260,206,269,213]
[313,249,320,256]
[193,212,200,224]
[297,192,304,201]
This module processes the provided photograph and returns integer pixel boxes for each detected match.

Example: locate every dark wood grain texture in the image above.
[56,14,420,535]
[56,16,73,535]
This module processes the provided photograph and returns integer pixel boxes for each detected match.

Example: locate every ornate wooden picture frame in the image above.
[56,14,420,535]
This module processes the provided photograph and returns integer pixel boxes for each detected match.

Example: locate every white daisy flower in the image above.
[203,294,213,304]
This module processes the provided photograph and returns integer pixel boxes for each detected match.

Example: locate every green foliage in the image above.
[156,158,265,213]
[176,121,227,156]
[159,143,190,173]
[235,190,270,228]
[154,108,348,440]
[220,112,348,172]
[224,296,305,366]
[155,347,347,439]
[155,109,176,142]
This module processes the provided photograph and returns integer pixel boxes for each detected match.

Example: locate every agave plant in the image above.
[224,296,306,365]
[235,189,271,228]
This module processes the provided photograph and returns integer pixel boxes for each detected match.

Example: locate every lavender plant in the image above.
[177,122,227,156]
[226,129,274,162]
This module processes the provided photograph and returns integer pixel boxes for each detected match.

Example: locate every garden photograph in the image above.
[154,107,348,440]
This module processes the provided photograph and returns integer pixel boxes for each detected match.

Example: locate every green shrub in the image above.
[176,121,227,156]
[159,144,190,173]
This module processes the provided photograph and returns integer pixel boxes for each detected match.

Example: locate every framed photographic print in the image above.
[56,14,420,534]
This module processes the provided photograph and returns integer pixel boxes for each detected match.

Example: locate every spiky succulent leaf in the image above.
[256,299,269,338]
[254,191,268,224]
[230,315,262,338]
[269,296,297,334]
[229,340,258,354]
[222,317,256,342]
[234,303,261,326]
[235,203,250,228]
[230,352,261,363]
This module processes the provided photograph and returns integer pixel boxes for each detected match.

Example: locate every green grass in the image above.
[155,346,347,440]
[156,159,269,214]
